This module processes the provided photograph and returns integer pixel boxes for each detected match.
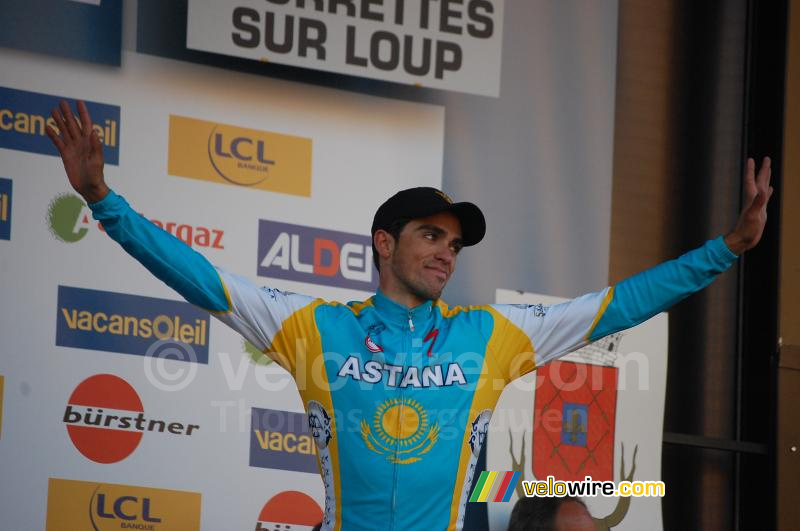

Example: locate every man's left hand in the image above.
[724,156,774,255]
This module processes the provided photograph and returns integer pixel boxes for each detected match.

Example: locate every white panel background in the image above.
[0,48,444,529]
[488,289,668,531]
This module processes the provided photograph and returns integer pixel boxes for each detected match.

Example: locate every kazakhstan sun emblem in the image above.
[361,398,439,464]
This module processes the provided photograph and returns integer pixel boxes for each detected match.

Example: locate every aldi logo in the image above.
[0,178,10,240]
[168,114,311,196]
[533,361,618,481]
[55,285,210,364]
[63,374,200,464]
[46,478,201,530]
[250,407,318,473]
[255,491,322,531]
[0,87,120,164]
[257,219,377,291]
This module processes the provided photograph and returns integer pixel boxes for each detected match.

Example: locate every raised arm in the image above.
[46,101,320,373]
[46,100,228,311]
[490,157,773,373]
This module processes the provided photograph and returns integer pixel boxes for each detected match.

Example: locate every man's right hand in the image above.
[46,100,109,204]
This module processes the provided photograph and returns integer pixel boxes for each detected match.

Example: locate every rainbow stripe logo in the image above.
[469,471,522,502]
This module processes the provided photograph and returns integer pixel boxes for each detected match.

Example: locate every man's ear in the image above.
[373,230,394,262]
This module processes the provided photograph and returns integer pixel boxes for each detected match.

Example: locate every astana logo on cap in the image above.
[434,190,453,203]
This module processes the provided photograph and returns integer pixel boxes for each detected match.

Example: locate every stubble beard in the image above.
[391,262,444,303]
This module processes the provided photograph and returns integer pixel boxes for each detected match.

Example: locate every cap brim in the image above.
[447,202,486,246]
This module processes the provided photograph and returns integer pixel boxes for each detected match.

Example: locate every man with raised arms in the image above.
[47,100,772,531]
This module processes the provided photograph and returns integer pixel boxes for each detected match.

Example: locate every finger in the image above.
[50,107,70,142]
[77,100,94,138]
[89,128,103,156]
[743,157,757,201]
[45,124,66,153]
[59,100,82,140]
[757,156,772,191]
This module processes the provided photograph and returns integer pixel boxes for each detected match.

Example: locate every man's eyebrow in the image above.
[415,224,463,244]
[415,224,446,235]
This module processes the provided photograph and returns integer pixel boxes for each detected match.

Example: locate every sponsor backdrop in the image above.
[488,290,668,531]
[0,44,444,528]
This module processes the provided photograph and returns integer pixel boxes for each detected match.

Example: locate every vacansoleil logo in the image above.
[250,408,318,473]
[0,87,120,164]
[168,114,311,196]
[45,478,201,530]
[55,285,211,364]
[0,178,11,240]
[255,491,323,531]
[47,192,226,249]
[63,374,200,464]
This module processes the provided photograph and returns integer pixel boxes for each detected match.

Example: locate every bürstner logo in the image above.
[250,408,318,473]
[47,192,225,249]
[56,285,210,363]
[0,178,11,240]
[46,478,201,530]
[255,491,323,531]
[63,374,200,464]
[257,219,377,291]
[0,87,120,164]
[168,114,312,196]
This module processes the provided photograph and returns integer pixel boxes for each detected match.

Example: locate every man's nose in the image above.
[435,244,456,265]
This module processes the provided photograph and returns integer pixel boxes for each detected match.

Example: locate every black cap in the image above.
[371,187,486,246]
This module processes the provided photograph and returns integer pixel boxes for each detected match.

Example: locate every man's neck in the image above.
[378,280,429,309]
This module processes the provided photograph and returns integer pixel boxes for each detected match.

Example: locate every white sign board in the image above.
[187,0,505,97]
[487,289,667,531]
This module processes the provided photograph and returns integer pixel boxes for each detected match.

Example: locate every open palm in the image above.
[46,100,108,203]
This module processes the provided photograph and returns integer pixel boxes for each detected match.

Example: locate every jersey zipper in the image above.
[390,309,415,530]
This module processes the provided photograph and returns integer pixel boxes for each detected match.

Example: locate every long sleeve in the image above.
[490,236,738,373]
[588,236,738,341]
[88,190,319,373]
[88,190,230,312]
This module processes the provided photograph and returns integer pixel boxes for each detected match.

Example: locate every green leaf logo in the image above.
[48,193,91,243]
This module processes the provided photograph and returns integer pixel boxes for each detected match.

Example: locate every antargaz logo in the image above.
[250,407,318,474]
[256,491,322,531]
[46,478,201,530]
[47,192,226,249]
[168,114,311,196]
[63,374,200,464]
[0,86,120,164]
[48,193,91,242]
[0,178,11,240]
[56,285,210,363]
[257,219,378,291]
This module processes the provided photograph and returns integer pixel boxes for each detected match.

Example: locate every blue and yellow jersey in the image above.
[90,191,738,531]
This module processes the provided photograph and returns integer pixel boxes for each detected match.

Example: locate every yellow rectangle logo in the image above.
[46,478,201,530]
[168,115,312,196]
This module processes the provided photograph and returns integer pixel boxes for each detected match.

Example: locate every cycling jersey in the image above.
[90,190,738,531]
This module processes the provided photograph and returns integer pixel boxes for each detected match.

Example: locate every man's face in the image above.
[554,500,595,531]
[386,212,463,303]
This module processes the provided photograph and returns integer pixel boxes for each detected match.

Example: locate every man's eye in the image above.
[424,233,436,240]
